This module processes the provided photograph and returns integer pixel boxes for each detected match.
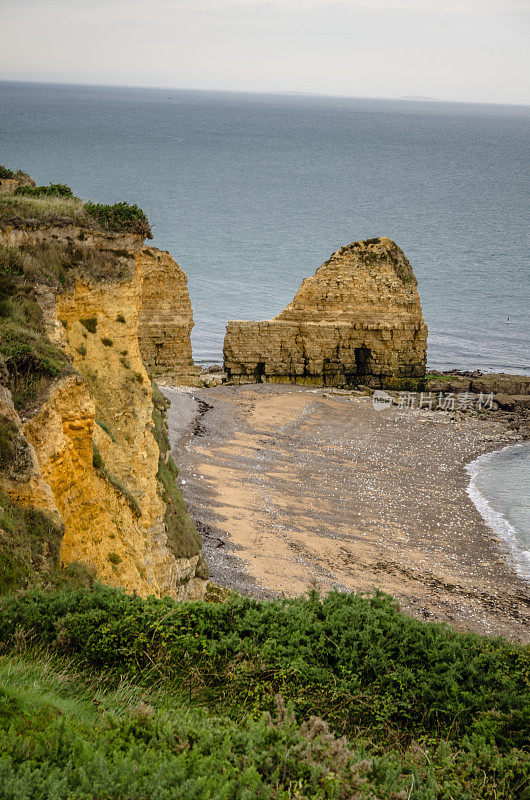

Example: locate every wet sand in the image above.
[163,383,530,642]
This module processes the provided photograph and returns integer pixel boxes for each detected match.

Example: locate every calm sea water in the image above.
[1,81,529,373]
[1,81,529,564]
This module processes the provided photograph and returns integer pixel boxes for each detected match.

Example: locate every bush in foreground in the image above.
[0,586,528,798]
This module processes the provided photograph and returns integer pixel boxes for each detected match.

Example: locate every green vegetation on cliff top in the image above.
[0,167,152,237]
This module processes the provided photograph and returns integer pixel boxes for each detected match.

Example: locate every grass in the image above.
[0,414,29,472]
[0,194,152,238]
[0,651,383,800]
[0,490,95,594]
[425,373,455,382]
[151,387,203,561]
[0,194,92,228]
[0,267,72,409]
[0,585,527,799]
[96,419,116,443]
[92,443,142,518]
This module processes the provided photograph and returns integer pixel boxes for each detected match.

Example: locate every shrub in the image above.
[96,419,116,442]
[0,655,383,800]
[116,313,126,323]
[84,201,152,238]
[0,319,72,409]
[101,337,113,347]
[92,443,141,517]
[0,244,25,277]
[0,490,65,593]
[0,166,15,179]
[0,586,527,755]
[107,552,122,565]
[92,442,104,471]
[80,317,97,333]
[14,183,74,198]
[151,399,201,560]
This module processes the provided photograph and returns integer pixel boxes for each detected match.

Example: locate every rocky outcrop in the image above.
[137,247,200,385]
[0,211,207,599]
[224,238,428,389]
[0,170,35,195]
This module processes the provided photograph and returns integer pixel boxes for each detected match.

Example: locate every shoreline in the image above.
[465,443,530,582]
[163,383,530,642]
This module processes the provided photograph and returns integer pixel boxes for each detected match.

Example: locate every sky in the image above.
[1,0,529,104]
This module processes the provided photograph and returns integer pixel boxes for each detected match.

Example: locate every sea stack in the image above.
[224,237,428,389]
[137,247,201,385]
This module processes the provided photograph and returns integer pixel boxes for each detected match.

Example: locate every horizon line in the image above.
[1,77,529,109]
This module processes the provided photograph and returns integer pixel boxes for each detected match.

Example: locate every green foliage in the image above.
[0,193,151,239]
[0,415,24,471]
[0,586,527,798]
[107,552,122,565]
[0,245,73,410]
[0,195,91,228]
[92,444,141,518]
[92,442,104,471]
[151,398,202,560]
[96,419,116,443]
[84,201,152,238]
[0,654,382,800]
[0,166,15,180]
[0,586,526,750]
[0,289,72,409]
[80,317,97,333]
[0,245,25,277]
[425,373,455,382]
[0,491,94,594]
[14,183,74,198]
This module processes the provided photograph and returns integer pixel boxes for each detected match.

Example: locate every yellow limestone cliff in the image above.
[224,237,428,389]
[137,247,200,385]
[0,217,207,599]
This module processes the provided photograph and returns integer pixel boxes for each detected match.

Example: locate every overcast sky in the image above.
[1,0,529,104]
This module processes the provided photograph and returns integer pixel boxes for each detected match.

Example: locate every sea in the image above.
[0,81,529,574]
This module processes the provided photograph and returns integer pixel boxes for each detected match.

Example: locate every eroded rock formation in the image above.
[0,199,207,598]
[224,237,428,388]
[137,247,200,385]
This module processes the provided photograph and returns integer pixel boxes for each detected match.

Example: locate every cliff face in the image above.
[137,247,200,385]
[224,237,428,389]
[0,206,207,598]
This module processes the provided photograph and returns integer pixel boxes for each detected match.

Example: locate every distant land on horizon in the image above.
[1,78,530,109]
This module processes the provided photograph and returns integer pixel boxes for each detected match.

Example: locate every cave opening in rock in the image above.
[355,346,371,376]
[254,362,266,382]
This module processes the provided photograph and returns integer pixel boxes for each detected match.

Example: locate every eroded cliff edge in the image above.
[0,174,207,598]
[224,237,428,389]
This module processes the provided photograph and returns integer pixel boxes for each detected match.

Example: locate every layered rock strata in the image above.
[0,214,207,599]
[137,247,200,385]
[224,237,428,389]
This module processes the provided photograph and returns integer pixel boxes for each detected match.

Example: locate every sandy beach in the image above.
[163,383,530,642]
